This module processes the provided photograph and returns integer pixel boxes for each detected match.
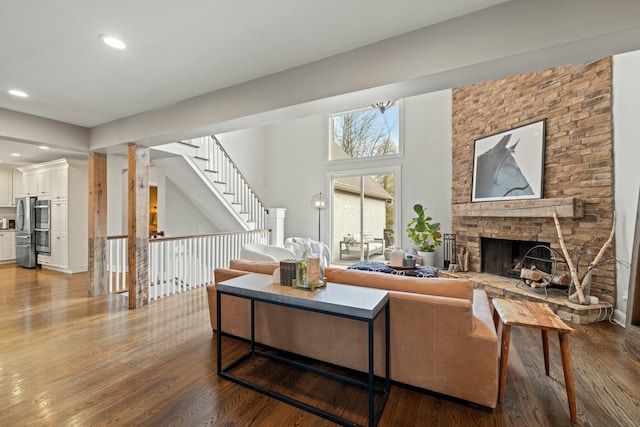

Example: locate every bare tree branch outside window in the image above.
[331,104,399,160]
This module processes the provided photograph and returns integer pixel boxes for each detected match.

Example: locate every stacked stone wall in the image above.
[451,57,615,303]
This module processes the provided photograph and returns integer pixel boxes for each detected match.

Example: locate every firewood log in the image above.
[520,268,543,281]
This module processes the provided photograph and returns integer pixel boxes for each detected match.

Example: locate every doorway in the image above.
[149,185,158,236]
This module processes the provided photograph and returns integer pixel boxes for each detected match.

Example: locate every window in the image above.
[329,103,400,161]
[331,169,398,264]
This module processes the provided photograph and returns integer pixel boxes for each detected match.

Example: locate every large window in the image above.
[329,103,400,161]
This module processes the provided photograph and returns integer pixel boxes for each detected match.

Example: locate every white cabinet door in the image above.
[0,169,13,207]
[7,232,15,259]
[13,169,23,202]
[23,173,38,196]
[0,233,6,260]
[37,169,50,197]
[52,234,68,268]
[49,168,68,200]
[51,201,68,234]
[0,232,15,260]
[0,233,6,259]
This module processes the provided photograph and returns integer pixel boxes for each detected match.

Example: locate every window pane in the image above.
[332,172,395,264]
[330,104,399,160]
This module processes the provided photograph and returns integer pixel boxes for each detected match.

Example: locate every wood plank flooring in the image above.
[1,264,639,426]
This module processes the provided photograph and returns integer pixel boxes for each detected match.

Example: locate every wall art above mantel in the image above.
[471,119,545,202]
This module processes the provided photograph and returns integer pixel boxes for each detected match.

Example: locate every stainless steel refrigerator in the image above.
[15,196,38,268]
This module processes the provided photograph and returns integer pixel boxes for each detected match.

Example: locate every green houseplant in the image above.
[406,203,442,253]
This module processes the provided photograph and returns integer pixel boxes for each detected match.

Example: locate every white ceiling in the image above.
[3,0,640,167]
[0,0,509,129]
[0,139,87,166]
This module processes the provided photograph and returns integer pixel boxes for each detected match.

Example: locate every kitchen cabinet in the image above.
[51,200,68,234]
[41,234,68,269]
[0,231,16,261]
[37,169,51,197]
[0,168,13,207]
[49,168,68,200]
[51,234,69,269]
[23,172,38,196]
[23,169,50,197]
[13,169,23,202]
[20,159,87,273]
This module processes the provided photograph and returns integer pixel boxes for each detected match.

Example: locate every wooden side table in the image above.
[492,298,576,422]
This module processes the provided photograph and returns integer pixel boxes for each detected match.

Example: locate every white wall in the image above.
[163,179,217,237]
[217,127,268,198]
[260,91,453,266]
[613,50,640,324]
[107,155,127,235]
[402,90,453,265]
[264,115,328,240]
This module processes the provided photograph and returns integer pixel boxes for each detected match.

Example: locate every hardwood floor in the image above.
[1,264,639,426]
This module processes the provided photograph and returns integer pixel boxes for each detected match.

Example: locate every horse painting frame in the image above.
[472,120,545,202]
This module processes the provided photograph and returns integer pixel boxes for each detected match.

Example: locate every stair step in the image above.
[223,192,235,196]
[194,156,208,161]
[204,169,218,174]
[213,181,227,185]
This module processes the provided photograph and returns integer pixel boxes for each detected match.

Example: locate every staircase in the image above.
[152,135,267,231]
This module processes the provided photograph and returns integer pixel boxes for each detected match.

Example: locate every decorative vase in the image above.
[294,238,325,289]
[418,250,436,267]
[568,275,591,305]
[390,248,404,267]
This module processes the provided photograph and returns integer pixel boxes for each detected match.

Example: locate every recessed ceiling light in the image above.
[9,89,28,97]
[39,146,50,150]
[100,34,126,50]
[11,153,21,157]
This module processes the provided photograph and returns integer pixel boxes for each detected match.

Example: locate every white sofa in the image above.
[284,237,331,267]
[239,243,295,262]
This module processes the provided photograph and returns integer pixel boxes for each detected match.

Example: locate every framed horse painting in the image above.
[472,120,545,202]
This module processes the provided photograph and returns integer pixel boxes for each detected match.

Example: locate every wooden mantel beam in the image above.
[452,197,584,219]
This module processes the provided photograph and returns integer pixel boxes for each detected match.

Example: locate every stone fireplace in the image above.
[451,57,616,305]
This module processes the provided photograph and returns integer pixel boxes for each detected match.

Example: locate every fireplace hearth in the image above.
[481,238,551,278]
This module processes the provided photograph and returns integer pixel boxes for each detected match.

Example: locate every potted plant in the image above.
[406,203,442,266]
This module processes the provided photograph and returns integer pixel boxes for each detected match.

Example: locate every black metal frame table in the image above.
[216,273,390,427]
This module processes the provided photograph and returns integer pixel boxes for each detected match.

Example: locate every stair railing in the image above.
[193,135,268,229]
[107,229,271,299]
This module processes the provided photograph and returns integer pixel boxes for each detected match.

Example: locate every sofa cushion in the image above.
[228,259,280,274]
[325,268,473,301]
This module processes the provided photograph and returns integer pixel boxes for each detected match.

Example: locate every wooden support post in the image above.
[127,145,150,309]
[88,153,108,297]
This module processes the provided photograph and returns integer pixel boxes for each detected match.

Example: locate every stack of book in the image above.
[279,259,297,286]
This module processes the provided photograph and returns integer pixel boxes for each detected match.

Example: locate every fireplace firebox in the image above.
[481,238,551,278]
